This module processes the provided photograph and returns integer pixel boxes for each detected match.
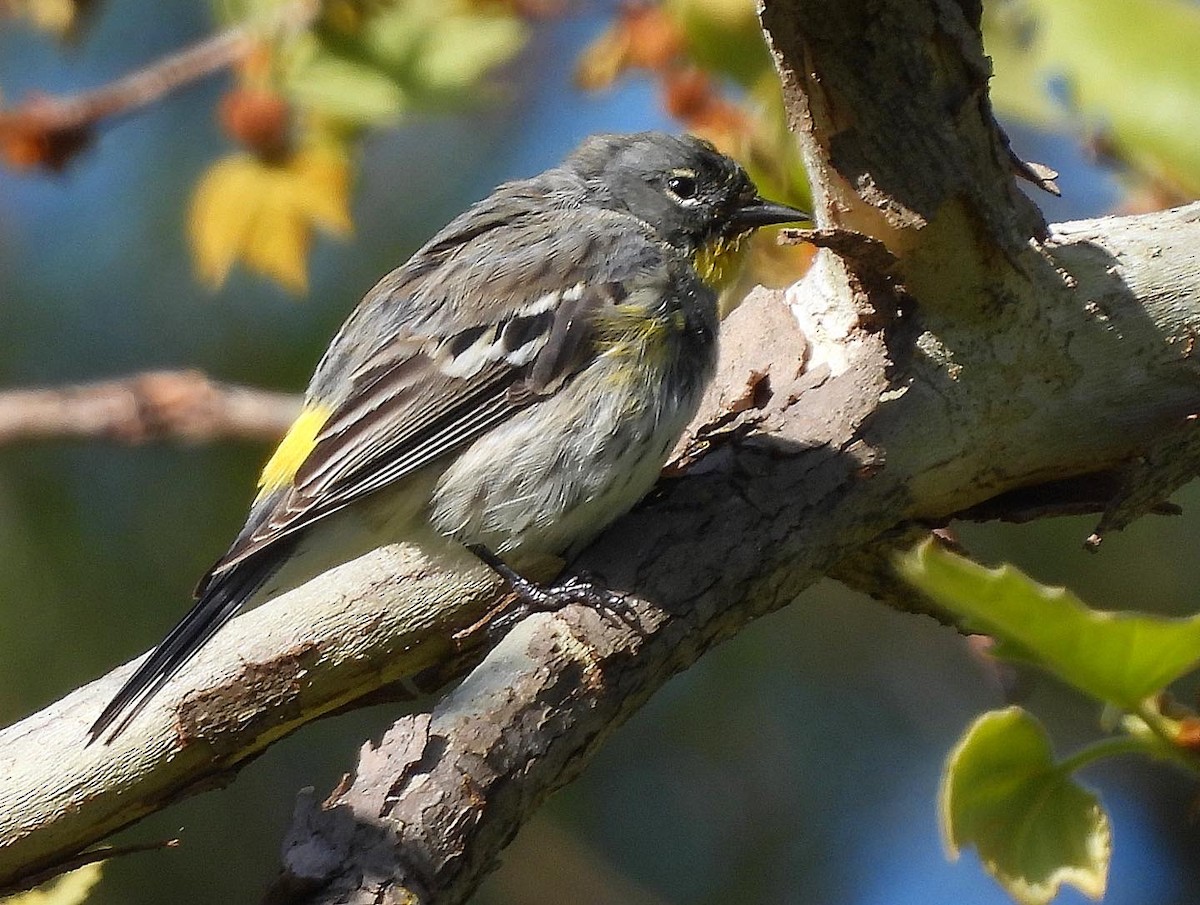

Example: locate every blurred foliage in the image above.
[282,0,527,123]
[0,0,531,291]
[188,0,528,290]
[984,0,1200,203]
[0,0,96,39]
[904,540,1200,905]
[0,864,103,905]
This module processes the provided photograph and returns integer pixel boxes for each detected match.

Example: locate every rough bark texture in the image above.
[3,0,1200,900]
[259,200,1200,902]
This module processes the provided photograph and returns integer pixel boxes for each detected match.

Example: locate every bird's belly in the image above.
[253,469,447,601]
[428,373,699,564]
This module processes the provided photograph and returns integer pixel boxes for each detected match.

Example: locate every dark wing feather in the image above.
[210,359,526,577]
[203,276,621,583]
[87,545,285,742]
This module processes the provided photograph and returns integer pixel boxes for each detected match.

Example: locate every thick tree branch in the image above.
[2,0,1200,899]
[264,199,1200,903]
[0,370,300,446]
[0,545,506,894]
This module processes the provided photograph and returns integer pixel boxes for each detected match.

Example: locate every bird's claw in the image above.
[467,544,639,640]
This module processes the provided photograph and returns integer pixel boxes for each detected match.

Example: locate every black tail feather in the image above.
[87,552,283,744]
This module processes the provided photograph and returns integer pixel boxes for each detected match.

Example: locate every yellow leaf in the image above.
[189,155,267,288]
[14,0,78,36]
[290,146,353,236]
[245,180,313,293]
[575,26,629,91]
[187,147,353,294]
[1,863,103,905]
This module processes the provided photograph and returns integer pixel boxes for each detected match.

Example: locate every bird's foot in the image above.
[466,544,638,639]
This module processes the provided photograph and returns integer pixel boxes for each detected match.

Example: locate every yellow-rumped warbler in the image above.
[89,132,809,741]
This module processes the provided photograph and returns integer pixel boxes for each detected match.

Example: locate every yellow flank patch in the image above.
[694,230,751,290]
[257,405,331,495]
[596,304,671,352]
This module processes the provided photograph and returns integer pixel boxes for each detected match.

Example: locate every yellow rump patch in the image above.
[257,405,330,496]
[693,230,751,291]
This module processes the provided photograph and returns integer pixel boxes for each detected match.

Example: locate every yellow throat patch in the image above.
[693,230,752,292]
[257,404,330,497]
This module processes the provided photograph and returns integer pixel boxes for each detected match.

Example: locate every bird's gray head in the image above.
[564,131,808,252]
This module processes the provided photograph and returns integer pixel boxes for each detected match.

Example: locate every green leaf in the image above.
[941,707,1110,905]
[667,0,773,87]
[282,1,527,123]
[984,0,1200,193]
[413,14,527,96]
[899,540,1200,708]
[285,40,410,124]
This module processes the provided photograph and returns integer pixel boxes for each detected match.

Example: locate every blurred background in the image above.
[1,1,1199,903]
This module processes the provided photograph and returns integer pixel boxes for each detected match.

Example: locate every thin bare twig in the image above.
[0,30,249,134]
[0,0,318,169]
[0,370,300,446]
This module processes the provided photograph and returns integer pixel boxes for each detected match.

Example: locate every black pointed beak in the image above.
[728,197,811,232]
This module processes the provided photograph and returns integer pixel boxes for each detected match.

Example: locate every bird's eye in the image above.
[666,172,699,202]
